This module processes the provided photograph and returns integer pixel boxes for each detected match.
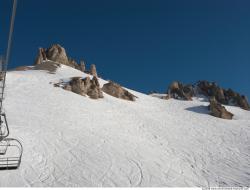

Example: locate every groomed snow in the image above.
[0,65,249,187]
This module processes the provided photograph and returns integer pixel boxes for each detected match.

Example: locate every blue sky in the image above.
[1,0,250,98]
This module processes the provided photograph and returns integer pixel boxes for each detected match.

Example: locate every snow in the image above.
[0,65,249,187]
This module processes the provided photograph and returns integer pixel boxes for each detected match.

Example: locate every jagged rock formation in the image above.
[90,64,97,77]
[168,81,194,100]
[63,76,103,99]
[208,97,234,120]
[34,48,47,65]
[34,44,82,71]
[197,80,249,110]
[68,58,79,69]
[46,44,69,65]
[34,44,100,76]
[79,60,86,72]
[34,44,69,65]
[166,80,249,111]
[102,81,136,101]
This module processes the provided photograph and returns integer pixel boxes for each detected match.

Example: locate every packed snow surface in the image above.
[0,65,249,187]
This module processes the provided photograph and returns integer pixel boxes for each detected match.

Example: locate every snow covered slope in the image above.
[0,65,249,187]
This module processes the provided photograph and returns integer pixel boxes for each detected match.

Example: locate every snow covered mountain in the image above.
[0,64,249,187]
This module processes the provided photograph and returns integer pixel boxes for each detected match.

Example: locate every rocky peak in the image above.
[46,44,68,65]
[34,44,99,75]
[34,44,69,65]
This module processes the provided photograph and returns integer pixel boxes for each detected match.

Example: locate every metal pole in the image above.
[0,0,17,114]
[5,0,18,68]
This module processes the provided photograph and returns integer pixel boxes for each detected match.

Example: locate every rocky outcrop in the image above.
[34,48,47,65]
[79,61,86,72]
[166,80,249,111]
[90,64,97,77]
[168,81,194,100]
[102,81,136,101]
[197,81,226,103]
[63,76,103,99]
[68,58,79,69]
[34,44,70,66]
[34,44,101,76]
[45,44,69,65]
[34,44,85,72]
[197,80,249,110]
[209,97,233,120]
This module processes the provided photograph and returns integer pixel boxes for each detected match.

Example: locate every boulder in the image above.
[70,77,84,95]
[85,76,103,99]
[102,81,136,101]
[67,76,103,99]
[168,81,193,100]
[209,97,233,120]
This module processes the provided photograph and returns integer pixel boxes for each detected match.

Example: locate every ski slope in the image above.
[0,65,249,187]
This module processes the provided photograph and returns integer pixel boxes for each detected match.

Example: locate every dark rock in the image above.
[168,81,193,100]
[34,44,89,72]
[67,76,103,99]
[45,44,69,65]
[86,76,103,99]
[198,80,249,110]
[70,77,84,95]
[34,48,47,65]
[102,81,136,101]
[236,95,249,110]
[209,97,233,119]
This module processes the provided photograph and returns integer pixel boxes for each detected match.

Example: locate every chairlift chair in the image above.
[0,138,23,170]
[0,113,22,170]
